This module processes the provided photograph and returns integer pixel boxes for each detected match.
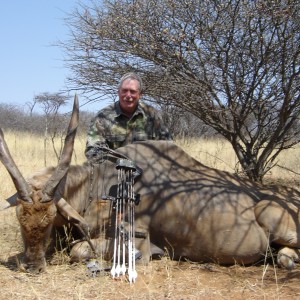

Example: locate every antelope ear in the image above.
[0,193,18,210]
[41,94,79,203]
[0,129,32,203]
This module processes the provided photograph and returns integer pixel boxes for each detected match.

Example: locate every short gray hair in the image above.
[118,73,144,93]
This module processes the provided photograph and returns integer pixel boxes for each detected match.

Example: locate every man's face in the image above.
[118,78,141,116]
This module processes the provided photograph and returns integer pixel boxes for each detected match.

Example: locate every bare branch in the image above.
[61,0,300,182]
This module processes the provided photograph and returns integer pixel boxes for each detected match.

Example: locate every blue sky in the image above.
[0,1,104,113]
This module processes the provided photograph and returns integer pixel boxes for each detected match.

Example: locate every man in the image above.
[85,72,172,160]
[85,73,171,262]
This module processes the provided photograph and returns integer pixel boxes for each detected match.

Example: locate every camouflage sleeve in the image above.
[153,110,173,141]
[85,116,109,160]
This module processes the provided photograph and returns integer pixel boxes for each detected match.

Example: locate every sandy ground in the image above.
[1,208,300,300]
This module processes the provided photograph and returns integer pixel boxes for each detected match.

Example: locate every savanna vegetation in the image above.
[63,0,300,182]
[0,0,299,298]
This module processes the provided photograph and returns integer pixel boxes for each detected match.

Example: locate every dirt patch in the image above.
[1,209,300,299]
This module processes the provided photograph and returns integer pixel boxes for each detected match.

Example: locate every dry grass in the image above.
[0,131,86,200]
[178,138,300,188]
[1,130,300,299]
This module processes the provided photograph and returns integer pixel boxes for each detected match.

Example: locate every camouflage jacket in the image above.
[85,101,172,159]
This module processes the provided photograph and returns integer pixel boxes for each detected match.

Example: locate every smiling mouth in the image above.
[124,97,133,102]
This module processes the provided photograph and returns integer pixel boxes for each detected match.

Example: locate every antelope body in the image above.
[1,97,300,273]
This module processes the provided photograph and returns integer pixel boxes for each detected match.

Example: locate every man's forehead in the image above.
[120,79,139,89]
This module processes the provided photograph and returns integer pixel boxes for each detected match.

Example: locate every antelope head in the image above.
[0,95,79,273]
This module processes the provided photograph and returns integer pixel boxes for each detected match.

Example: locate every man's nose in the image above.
[125,92,133,99]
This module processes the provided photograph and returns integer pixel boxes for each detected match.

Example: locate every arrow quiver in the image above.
[108,158,139,283]
[116,158,138,204]
[101,158,141,206]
